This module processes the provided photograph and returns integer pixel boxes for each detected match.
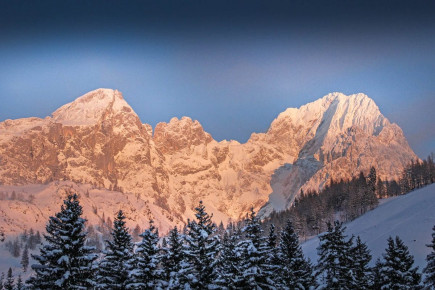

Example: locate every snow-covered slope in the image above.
[0,181,174,234]
[0,89,417,233]
[302,184,435,268]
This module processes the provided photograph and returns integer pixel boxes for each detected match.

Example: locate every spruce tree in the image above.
[27,228,35,249]
[372,258,384,289]
[97,210,134,289]
[380,236,421,289]
[16,275,23,290]
[424,225,435,287]
[27,193,97,289]
[239,207,276,289]
[278,219,316,289]
[0,272,3,290]
[183,201,220,289]
[4,268,14,290]
[366,166,379,209]
[216,228,243,288]
[12,238,20,257]
[21,245,29,272]
[316,221,354,289]
[350,236,372,289]
[162,226,185,289]
[368,166,377,194]
[267,224,279,268]
[127,220,161,289]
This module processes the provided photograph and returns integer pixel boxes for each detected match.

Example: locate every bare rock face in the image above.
[0,90,417,233]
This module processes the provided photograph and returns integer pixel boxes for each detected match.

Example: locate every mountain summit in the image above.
[52,89,134,126]
[0,90,417,233]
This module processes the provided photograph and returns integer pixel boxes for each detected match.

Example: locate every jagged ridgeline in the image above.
[0,89,417,234]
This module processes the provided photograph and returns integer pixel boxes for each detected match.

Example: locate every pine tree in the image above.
[12,238,20,257]
[366,166,379,210]
[21,245,29,272]
[162,226,185,289]
[350,236,372,289]
[372,258,384,289]
[368,166,377,194]
[21,229,28,244]
[97,210,134,289]
[127,220,161,289]
[316,221,354,289]
[380,236,421,289]
[377,177,385,198]
[239,207,276,289]
[4,268,14,290]
[267,224,279,265]
[216,228,243,288]
[424,225,435,288]
[27,228,35,249]
[27,193,97,289]
[0,272,3,290]
[278,219,316,289]
[183,201,220,289]
[16,275,23,290]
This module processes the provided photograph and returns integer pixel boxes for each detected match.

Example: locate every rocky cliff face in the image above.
[0,89,417,233]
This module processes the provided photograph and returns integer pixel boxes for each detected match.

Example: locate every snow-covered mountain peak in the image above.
[0,90,418,235]
[153,116,213,154]
[51,88,136,126]
[270,92,387,137]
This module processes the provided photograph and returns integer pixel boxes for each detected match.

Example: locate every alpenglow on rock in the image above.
[0,89,417,233]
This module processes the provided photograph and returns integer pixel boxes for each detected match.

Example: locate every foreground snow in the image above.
[302,183,435,268]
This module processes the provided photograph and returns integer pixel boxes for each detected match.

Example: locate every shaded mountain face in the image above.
[0,89,417,233]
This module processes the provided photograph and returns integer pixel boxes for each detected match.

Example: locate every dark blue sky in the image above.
[0,0,434,157]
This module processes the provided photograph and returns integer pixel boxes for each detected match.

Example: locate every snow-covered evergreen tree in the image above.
[380,236,421,289]
[368,166,377,194]
[162,226,185,289]
[216,228,243,288]
[97,210,134,289]
[278,219,316,289]
[372,258,383,289]
[4,268,14,290]
[267,224,279,269]
[127,220,161,289]
[316,221,354,289]
[21,245,29,272]
[366,166,379,210]
[16,275,23,290]
[350,236,372,289]
[424,225,435,288]
[27,193,97,289]
[239,207,276,289]
[183,201,220,289]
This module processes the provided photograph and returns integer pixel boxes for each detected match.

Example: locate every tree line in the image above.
[0,192,433,289]
[265,155,435,240]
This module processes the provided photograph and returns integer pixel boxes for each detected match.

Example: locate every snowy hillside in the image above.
[302,184,435,268]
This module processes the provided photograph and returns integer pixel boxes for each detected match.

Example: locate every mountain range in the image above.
[0,89,417,233]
